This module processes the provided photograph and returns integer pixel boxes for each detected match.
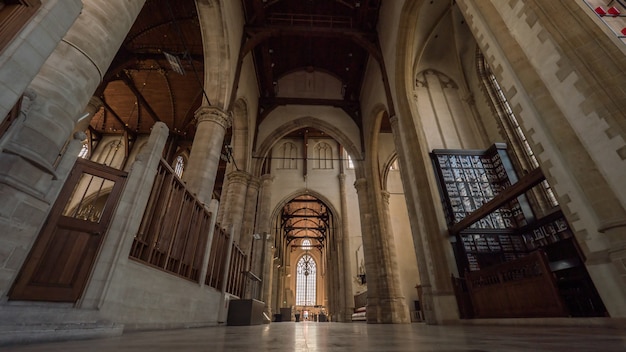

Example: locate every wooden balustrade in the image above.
[130,160,210,282]
[205,225,229,289]
[226,243,247,298]
[465,250,567,318]
[130,159,252,296]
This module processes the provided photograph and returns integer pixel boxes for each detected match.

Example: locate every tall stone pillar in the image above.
[241,176,260,299]
[338,173,354,322]
[354,178,409,323]
[387,112,455,324]
[379,190,409,320]
[183,106,232,205]
[241,176,260,258]
[219,170,250,243]
[256,174,274,316]
[0,0,146,297]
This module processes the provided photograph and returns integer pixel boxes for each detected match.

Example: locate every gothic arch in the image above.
[253,116,363,178]
[381,152,399,191]
[196,1,233,108]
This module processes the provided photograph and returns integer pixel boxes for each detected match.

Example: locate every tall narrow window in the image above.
[96,140,124,168]
[477,51,558,209]
[344,150,355,169]
[278,142,297,169]
[313,142,333,169]
[174,155,185,178]
[295,254,317,306]
[78,142,89,159]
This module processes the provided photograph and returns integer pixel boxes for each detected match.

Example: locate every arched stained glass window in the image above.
[295,254,316,306]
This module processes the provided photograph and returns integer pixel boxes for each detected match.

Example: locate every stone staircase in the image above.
[0,303,123,346]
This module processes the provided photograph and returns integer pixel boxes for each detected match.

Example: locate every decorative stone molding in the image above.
[226,170,250,186]
[389,115,399,130]
[380,190,391,204]
[260,173,274,183]
[194,106,232,129]
[354,177,367,193]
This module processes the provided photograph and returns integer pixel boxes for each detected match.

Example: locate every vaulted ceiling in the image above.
[242,0,382,129]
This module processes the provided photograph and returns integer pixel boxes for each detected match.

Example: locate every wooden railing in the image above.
[465,250,567,318]
[130,160,210,282]
[1,95,22,138]
[205,225,230,289]
[225,243,247,298]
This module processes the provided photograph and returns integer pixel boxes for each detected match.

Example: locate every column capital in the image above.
[389,115,399,130]
[260,173,274,184]
[194,106,232,129]
[338,173,346,183]
[381,190,391,204]
[354,178,367,193]
[227,170,251,185]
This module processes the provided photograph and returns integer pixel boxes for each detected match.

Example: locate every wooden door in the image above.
[9,159,127,302]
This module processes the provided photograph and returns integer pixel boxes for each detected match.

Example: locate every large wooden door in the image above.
[9,159,127,302]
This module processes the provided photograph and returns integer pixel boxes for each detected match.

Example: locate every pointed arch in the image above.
[196,1,233,108]
[253,115,363,178]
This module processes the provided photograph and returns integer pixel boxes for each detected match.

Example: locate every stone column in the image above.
[354,178,409,323]
[387,112,455,324]
[0,0,146,297]
[241,176,260,299]
[256,174,274,316]
[219,170,250,243]
[379,190,409,321]
[183,106,232,205]
[241,176,260,259]
[338,173,354,322]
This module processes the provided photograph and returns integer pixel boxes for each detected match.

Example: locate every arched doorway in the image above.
[271,193,340,322]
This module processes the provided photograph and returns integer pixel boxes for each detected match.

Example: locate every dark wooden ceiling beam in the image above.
[124,15,200,45]
[243,25,378,57]
[100,99,138,138]
[119,70,162,123]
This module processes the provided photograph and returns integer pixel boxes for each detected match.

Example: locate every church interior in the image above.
[0,0,625,349]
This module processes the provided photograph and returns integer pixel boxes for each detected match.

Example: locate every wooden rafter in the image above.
[119,70,162,123]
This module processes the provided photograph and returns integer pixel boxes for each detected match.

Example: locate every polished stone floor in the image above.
[3,321,626,352]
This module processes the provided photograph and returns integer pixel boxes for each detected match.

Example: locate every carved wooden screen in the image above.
[9,158,127,302]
